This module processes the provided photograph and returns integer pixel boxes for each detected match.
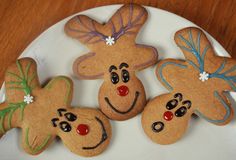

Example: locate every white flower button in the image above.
[105,36,115,46]
[199,71,209,82]
[24,94,34,104]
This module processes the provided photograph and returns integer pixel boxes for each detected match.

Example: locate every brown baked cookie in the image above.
[64,3,158,121]
[0,58,111,157]
[142,27,235,144]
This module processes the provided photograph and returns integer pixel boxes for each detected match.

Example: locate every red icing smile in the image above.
[163,111,173,121]
[117,85,129,96]
[77,124,89,136]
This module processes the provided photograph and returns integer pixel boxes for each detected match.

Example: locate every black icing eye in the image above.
[121,69,129,83]
[111,72,119,84]
[175,106,187,117]
[182,100,191,109]
[174,93,183,101]
[166,99,178,110]
[64,112,77,122]
[59,121,71,132]
[152,121,164,133]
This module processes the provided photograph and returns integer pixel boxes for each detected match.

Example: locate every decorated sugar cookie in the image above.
[0,58,111,157]
[142,27,235,144]
[64,3,158,121]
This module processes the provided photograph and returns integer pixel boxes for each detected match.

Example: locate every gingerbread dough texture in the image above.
[142,27,234,144]
[64,3,158,121]
[0,58,111,157]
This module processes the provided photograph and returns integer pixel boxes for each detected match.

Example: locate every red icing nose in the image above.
[76,124,89,136]
[163,111,173,121]
[117,85,129,96]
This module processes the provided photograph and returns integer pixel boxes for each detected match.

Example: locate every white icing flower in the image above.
[105,36,115,46]
[199,71,209,82]
[24,94,34,104]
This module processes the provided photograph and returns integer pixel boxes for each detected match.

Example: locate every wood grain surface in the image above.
[0,0,235,84]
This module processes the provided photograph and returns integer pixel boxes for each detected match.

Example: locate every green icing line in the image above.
[25,61,32,81]
[20,104,26,121]
[0,117,5,133]
[28,73,36,86]
[7,109,15,129]
[6,81,22,85]
[7,87,24,90]
[16,60,25,79]
[0,60,36,132]
[25,128,51,154]
[6,72,23,80]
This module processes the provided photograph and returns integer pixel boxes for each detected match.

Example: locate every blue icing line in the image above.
[158,61,187,91]
[178,29,236,91]
[178,30,205,73]
[211,58,226,75]
[209,58,236,91]
[194,91,231,124]
[186,59,200,70]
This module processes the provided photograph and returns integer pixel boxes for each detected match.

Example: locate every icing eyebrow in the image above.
[174,93,183,101]
[109,65,117,72]
[57,108,67,117]
[51,118,59,127]
[119,62,129,69]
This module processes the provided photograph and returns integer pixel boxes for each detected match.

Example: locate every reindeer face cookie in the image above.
[142,27,235,144]
[0,58,111,157]
[64,4,158,121]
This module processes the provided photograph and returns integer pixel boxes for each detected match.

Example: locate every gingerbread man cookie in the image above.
[0,58,111,157]
[142,27,234,144]
[64,4,158,121]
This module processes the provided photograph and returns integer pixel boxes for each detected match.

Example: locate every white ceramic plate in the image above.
[0,5,236,160]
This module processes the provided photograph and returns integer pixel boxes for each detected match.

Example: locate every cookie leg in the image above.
[21,126,54,155]
[194,91,233,125]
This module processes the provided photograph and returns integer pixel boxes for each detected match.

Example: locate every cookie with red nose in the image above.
[142,27,235,144]
[64,4,158,120]
[0,58,111,157]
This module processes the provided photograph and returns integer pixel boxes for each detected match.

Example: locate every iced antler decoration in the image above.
[177,29,236,87]
[65,4,147,45]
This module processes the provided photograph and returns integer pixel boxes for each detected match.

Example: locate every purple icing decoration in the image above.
[67,4,146,44]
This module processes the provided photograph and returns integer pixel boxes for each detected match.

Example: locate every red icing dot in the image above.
[163,111,173,121]
[117,85,129,96]
[76,124,89,136]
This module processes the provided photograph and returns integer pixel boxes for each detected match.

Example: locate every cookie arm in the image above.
[73,52,104,79]
[156,59,187,91]
[44,76,73,106]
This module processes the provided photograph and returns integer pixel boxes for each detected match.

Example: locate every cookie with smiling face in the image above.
[0,58,111,157]
[64,3,158,120]
[142,27,235,144]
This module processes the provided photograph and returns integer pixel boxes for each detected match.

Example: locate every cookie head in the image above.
[142,93,191,144]
[65,4,158,120]
[53,108,111,157]
[98,63,146,120]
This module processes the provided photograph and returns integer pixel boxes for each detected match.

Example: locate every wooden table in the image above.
[0,0,235,84]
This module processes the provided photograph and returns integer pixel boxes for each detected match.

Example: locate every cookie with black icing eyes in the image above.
[64,3,158,121]
[142,27,235,144]
[0,58,111,157]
